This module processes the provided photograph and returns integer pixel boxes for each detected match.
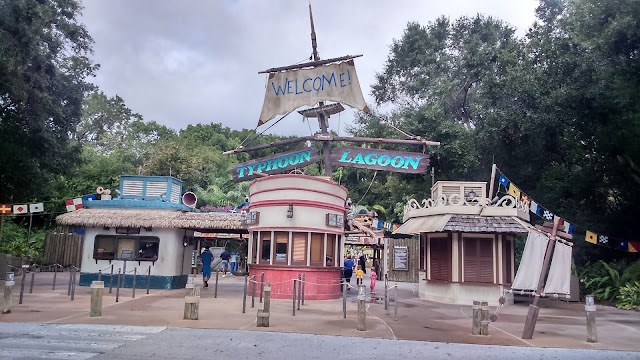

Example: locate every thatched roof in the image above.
[56,209,247,231]
[395,214,527,235]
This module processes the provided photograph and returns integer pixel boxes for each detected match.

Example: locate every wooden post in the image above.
[132,268,137,298]
[52,265,58,290]
[384,276,389,312]
[146,266,151,294]
[297,274,301,311]
[251,274,256,308]
[214,270,219,298]
[480,301,489,335]
[472,301,481,335]
[183,284,200,320]
[67,267,73,296]
[29,270,35,294]
[2,279,14,314]
[242,274,247,313]
[394,285,398,321]
[264,282,271,313]
[357,284,366,331]
[109,265,114,294]
[488,163,497,201]
[342,281,347,319]
[301,273,305,305]
[70,267,77,301]
[292,278,297,316]
[257,282,271,327]
[585,295,597,343]
[522,218,561,339]
[19,266,27,304]
[115,268,122,303]
[97,270,102,282]
[90,281,104,317]
[259,271,265,303]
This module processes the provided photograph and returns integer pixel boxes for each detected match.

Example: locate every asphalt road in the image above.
[0,323,637,360]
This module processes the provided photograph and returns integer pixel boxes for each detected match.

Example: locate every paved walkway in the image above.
[1,271,639,353]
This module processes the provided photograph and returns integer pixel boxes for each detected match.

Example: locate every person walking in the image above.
[358,253,367,274]
[230,253,238,274]
[369,265,377,293]
[355,265,364,286]
[200,246,213,287]
[220,248,231,277]
[343,255,355,289]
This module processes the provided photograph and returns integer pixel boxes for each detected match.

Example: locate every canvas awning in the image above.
[393,215,452,235]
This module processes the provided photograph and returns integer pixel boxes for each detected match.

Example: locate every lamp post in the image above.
[287,204,294,218]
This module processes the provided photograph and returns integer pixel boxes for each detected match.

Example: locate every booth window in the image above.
[463,238,494,283]
[292,232,307,265]
[429,237,451,281]
[326,234,336,266]
[137,237,159,261]
[260,232,272,263]
[310,233,323,266]
[252,232,258,264]
[94,236,116,260]
[274,232,288,263]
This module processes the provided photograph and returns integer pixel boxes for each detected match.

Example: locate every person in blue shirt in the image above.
[343,255,355,289]
[200,246,213,287]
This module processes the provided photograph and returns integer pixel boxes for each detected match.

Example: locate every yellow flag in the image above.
[585,230,598,244]
[508,183,521,199]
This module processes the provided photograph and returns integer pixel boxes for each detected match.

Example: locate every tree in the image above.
[0,0,97,202]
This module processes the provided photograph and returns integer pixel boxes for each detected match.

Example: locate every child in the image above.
[370,266,377,293]
[355,265,364,286]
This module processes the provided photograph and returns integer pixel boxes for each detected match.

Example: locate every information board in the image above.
[393,246,409,271]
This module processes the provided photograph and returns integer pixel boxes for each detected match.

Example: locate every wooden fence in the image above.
[43,231,83,267]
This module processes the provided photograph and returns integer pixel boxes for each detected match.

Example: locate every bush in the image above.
[617,281,640,311]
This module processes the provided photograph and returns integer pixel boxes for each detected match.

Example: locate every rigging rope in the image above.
[356,170,378,206]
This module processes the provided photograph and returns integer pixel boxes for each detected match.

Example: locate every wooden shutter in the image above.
[503,239,513,284]
[310,233,323,265]
[292,232,307,264]
[260,232,272,264]
[419,234,426,270]
[326,234,336,266]
[429,237,451,281]
[463,238,494,283]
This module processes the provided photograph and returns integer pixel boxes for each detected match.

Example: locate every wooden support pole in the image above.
[342,281,347,319]
[297,274,301,311]
[19,266,27,304]
[292,279,297,316]
[522,217,562,339]
[214,270,219,298]
[183,284,200,320]
[301,273,305,305]
[394,285,398,321]
[2,280,14,314]
[242,275,247,314]
[480,301,489,335]
[259,272,265,303]
[251,274,256,308]
[109,265,114,294]
[115,268,121,303]
[52,265,57,290]
[132,268,137,298]
[71,267,77,301]
[90,281,104,317]
[146,266,151,295]
[472,301,481,335]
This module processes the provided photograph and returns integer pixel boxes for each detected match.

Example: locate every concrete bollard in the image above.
[2,273,15,314]
[183,284,200,320]
[585,295,597,343]
[90,281,104,317]
[472,301,481,335]
[357,284,366,331]
[480,301,489,335]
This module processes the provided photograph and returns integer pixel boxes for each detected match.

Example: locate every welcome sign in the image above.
[330,147,429,174]
[232,148,320,182]
[259,61,369,125]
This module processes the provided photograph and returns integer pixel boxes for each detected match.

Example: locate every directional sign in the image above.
[330,147,429,174]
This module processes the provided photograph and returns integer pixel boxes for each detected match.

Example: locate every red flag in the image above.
[0,204,11,214]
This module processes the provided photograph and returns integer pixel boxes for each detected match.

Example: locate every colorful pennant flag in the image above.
[508,183,521,199]
[12,204,28,214]
[563,221,575,235]
[498,173,510,188]
[586,231,598,244]
[598,234,609,246]
[65,198,84,212]
[617,240,628,251]
[29,203,44,213]
[83,194,98,202]
[629,241,639,253]
[0,204,11,214]
[521,194,531,205]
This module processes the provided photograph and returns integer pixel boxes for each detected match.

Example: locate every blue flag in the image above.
[83,194,97,202]
[498,173,510,188]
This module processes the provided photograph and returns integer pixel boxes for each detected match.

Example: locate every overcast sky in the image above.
[80,0,539,138]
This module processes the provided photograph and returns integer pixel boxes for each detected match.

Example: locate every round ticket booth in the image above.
[247,174,346,300]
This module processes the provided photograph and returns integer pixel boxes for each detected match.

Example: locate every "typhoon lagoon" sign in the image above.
[330,147,430,174]
[232,148,321,182]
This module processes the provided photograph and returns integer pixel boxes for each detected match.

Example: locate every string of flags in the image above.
[65,194,99,212]
[0,203,45,215]
[498,171,638,253]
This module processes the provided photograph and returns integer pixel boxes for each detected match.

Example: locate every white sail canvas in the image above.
[544,240,573,296]
[259,61,369,125]
[511,230,549,292]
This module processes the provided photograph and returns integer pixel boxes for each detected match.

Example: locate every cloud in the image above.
[80,0,538,137]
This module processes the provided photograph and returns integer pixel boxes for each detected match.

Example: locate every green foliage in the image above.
[0,219,45,260]
[581,260,640,304]
[617,282,640,311]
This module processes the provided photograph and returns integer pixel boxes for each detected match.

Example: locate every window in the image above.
[260,232,272,263]
[429,237,451,281]
[310,233,323,266]
[463,238,494,283]
[93,235,160,261]
[252,232,258,264]
[137,238,159,261]
[274,232,288,263]
[292,232,307,265]
[326,234,336,266]
[94,236,116,260]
